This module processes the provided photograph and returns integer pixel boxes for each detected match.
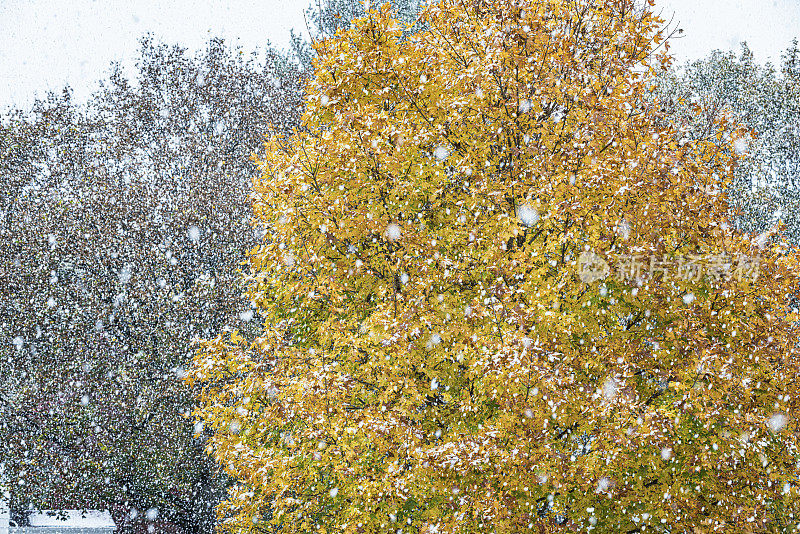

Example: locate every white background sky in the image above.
[1,0,799,111]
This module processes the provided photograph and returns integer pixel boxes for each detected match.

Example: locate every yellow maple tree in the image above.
[188,0,800,532]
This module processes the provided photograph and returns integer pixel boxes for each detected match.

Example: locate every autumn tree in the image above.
[189,1,800,532]
[290,0,425,72]
[0,36,303,533]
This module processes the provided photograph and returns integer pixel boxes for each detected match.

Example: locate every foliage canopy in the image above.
[190,1,800,532]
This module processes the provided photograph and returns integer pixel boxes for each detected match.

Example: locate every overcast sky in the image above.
[1,0,799,111]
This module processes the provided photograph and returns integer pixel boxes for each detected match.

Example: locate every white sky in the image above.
[1,0,799,111]
[0,0,310,111]
[659,0,800,66]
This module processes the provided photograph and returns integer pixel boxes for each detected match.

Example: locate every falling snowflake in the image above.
[118,264,132,284]
[427,333,442,350]
[188,225,201,243]
[602,377,618,401]
[518,204,539,227]
[617,219,631,239]
[768,413,788,432]
[385,223,402,241]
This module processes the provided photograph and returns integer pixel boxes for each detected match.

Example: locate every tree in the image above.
[190,0,800,531]
[655,42,800,243]
[289,0,425,72]
[189,1,800,531]
[0,36,304,533]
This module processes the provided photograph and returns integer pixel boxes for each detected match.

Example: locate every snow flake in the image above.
[752,230,773,249]
[602,377,618,401]
[768,413,788,432]
[616,219,631,239]
[518,205,539,227]
[188,225,201,243]
[385,223,402,242]
[118,264,132,284]
[434,145,450,161]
